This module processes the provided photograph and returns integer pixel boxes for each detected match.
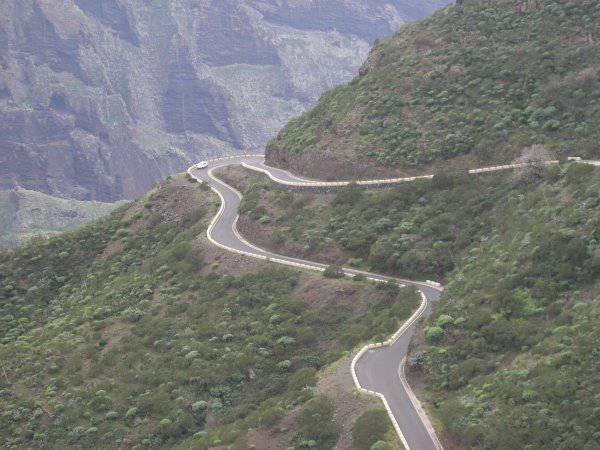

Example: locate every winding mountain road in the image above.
[188,155,443,450]
[187,154,599,450]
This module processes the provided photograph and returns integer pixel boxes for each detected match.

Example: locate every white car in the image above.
[195,161,209,169]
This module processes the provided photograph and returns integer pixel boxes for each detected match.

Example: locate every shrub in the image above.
[298,395,339,449]
[565,162,595,184]
[277,336,296,346]
[277,360,292,371]
[259,406,284,426]
[192,401,207,412]
[512,144,552,183]
[323,265,344,279]
[353,273,366,282]
[435,314,454,328]
[349,258,363,267]
[431,172,455,190]
[425,326,445,342]
[125,407,138,419]
[170,242,192,262]
[105,411,119,420]
[370,442,391,450]
[123,307,145,322]
[288,367,317,391]
[333,183,363,206]
[352,409,390,450]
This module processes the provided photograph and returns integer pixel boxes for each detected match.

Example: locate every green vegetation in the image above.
[352,409,390,449]
[0,176,417,449]
[323,264,344,279]
[294,395,339,449]
[235,162,600,448]
[267,0,600,177]
[0,191,17,246]
[412,170,600,449]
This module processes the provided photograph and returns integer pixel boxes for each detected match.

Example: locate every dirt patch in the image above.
[100,238,124,259]
[195,232,269,278]
[148,175,212,223]
[213,165,262,193]
[293,276,391,314]
[319,355,382,450]
[247,419,294,450]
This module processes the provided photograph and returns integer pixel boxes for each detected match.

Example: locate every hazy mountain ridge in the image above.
[0,0,449,205]
[0,188,119,248]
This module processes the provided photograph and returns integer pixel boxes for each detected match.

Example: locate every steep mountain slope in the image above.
[266,0,600,179]
[224,160,600,449]
[0,174,415,449]
[0,0,449,206]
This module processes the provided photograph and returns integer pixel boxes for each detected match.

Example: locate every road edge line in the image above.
[399,357,444,450]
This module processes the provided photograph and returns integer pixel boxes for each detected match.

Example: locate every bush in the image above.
[298,395,339,449]
[353,273,366,282]
[105,411,119,420]
[323,265,344,279]
[125,407,138,419]
[425,326,445,342]
[288,367,317,391]
[333,183,363,206]
[435,314,454,328]
[352,409,390,450]
[259,406,284,426]
[565,162,595,184]
[370,441,391,450]
[123,307,144,322]
[192,401,207,412]
[431,172,455,190]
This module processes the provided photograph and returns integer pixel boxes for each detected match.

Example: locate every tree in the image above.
[512,144,552,184]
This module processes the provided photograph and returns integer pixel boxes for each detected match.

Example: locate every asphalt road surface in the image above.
[190,155,442,450]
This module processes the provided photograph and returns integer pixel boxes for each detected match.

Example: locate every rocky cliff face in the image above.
[0,0,449,204]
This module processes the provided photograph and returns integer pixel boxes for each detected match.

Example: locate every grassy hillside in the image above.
[266,0,600,179]
[223,161,600,449]
[0,188,118,248]
[0,175,415,450]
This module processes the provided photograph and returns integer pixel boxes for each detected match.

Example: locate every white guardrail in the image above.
[240,157,600,188]
[187,160,332,274]
[187,155,598,450]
